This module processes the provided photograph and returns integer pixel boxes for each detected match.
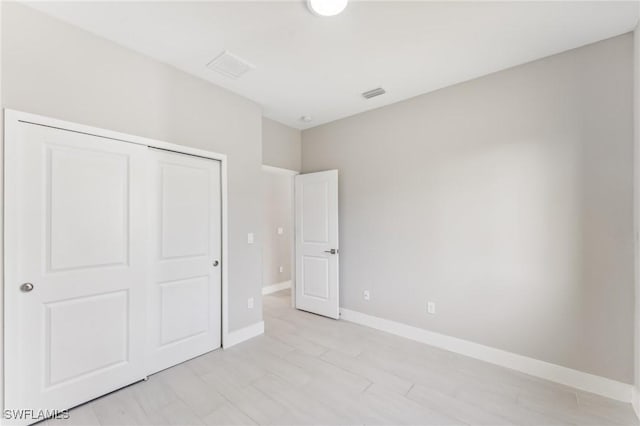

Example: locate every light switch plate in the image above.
[247,233,254,244]
[248,297,254,309]
[427,301,436,315]
[279,266,284,273]
[277,227,284,235]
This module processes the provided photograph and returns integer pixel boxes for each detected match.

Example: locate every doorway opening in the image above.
[261,165,298,307]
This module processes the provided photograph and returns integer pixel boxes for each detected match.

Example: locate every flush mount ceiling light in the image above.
[300,115,313,123]
[307,0,348,17]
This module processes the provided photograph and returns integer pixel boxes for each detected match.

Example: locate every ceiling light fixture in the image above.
[300,116,313,123]
[307,0,348,17]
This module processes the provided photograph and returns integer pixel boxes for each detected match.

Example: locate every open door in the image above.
[294,170,339,319]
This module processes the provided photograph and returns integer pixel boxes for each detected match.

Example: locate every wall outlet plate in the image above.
[363,290,370,301]
[247,233,254,244]
[248,297,254,309]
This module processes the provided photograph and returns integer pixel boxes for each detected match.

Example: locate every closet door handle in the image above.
[212,260,220,267]
[20,283,34,292]
[324,249,338,255]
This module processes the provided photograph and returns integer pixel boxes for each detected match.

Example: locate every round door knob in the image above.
[212,260,219,267]
[20,283,34,292]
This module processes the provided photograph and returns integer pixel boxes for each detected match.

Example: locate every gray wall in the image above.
[302,34,634,383]
[262,117,302,171]
[1,3,264,332]
[262,171,294,287]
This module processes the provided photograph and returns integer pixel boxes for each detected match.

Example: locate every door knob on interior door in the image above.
[20,283,34,292]
[212,260,219,267]
[324,249,338,255]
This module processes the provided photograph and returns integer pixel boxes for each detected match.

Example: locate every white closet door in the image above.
[4,123,149,418]
[147,149,222,374]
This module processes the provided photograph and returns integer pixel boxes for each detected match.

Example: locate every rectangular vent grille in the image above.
[362,87,386,99]
[207,50,255,79]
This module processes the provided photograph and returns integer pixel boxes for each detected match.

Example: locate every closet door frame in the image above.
[3,108,230,410]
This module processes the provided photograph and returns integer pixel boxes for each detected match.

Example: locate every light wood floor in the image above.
[47,289,638,426]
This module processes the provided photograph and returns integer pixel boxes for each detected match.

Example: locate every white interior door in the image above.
[295,170,339,319]
[147,148,222,374]
[5,122,149,418]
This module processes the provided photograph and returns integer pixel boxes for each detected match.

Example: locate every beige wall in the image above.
[262,117,302,171]
[303,34,634,383]
[262,171,294,287]
[261,117,299,290]
[1,3,264,332]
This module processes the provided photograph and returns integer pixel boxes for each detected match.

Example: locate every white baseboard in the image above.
[632,387,640,420]
[224,321,264,348]
[262,280,291,295]
[340,308,633,403]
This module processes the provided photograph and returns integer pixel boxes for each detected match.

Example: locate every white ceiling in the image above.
[26,1,639,129]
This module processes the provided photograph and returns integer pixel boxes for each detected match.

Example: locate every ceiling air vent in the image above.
[206,50,255,79]
[362,87,386,99]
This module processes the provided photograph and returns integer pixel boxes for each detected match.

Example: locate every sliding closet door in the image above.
[5,122,149,417]
[147,148,222,374]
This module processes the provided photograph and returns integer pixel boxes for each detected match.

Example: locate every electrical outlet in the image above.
[279,266,284,273]
[247,233,254,244]
[277,227,284,235]
[363,290,370,301]
[248,297,254,309]
[427,301,436,315]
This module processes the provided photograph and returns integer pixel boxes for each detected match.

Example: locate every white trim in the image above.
[224,321,264,348]
[220,157,230,349]
[340,308,633,403]
[0,4,4,415]
[262,164,299,176]
[634,17,640,426]
[262,280,292,295]
[3,109,231,350]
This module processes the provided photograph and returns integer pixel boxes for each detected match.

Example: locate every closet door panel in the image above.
[5,123,149,421]
[147,149,222,374]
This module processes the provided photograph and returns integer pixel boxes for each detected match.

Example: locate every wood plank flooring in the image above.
[46,290,638,425]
